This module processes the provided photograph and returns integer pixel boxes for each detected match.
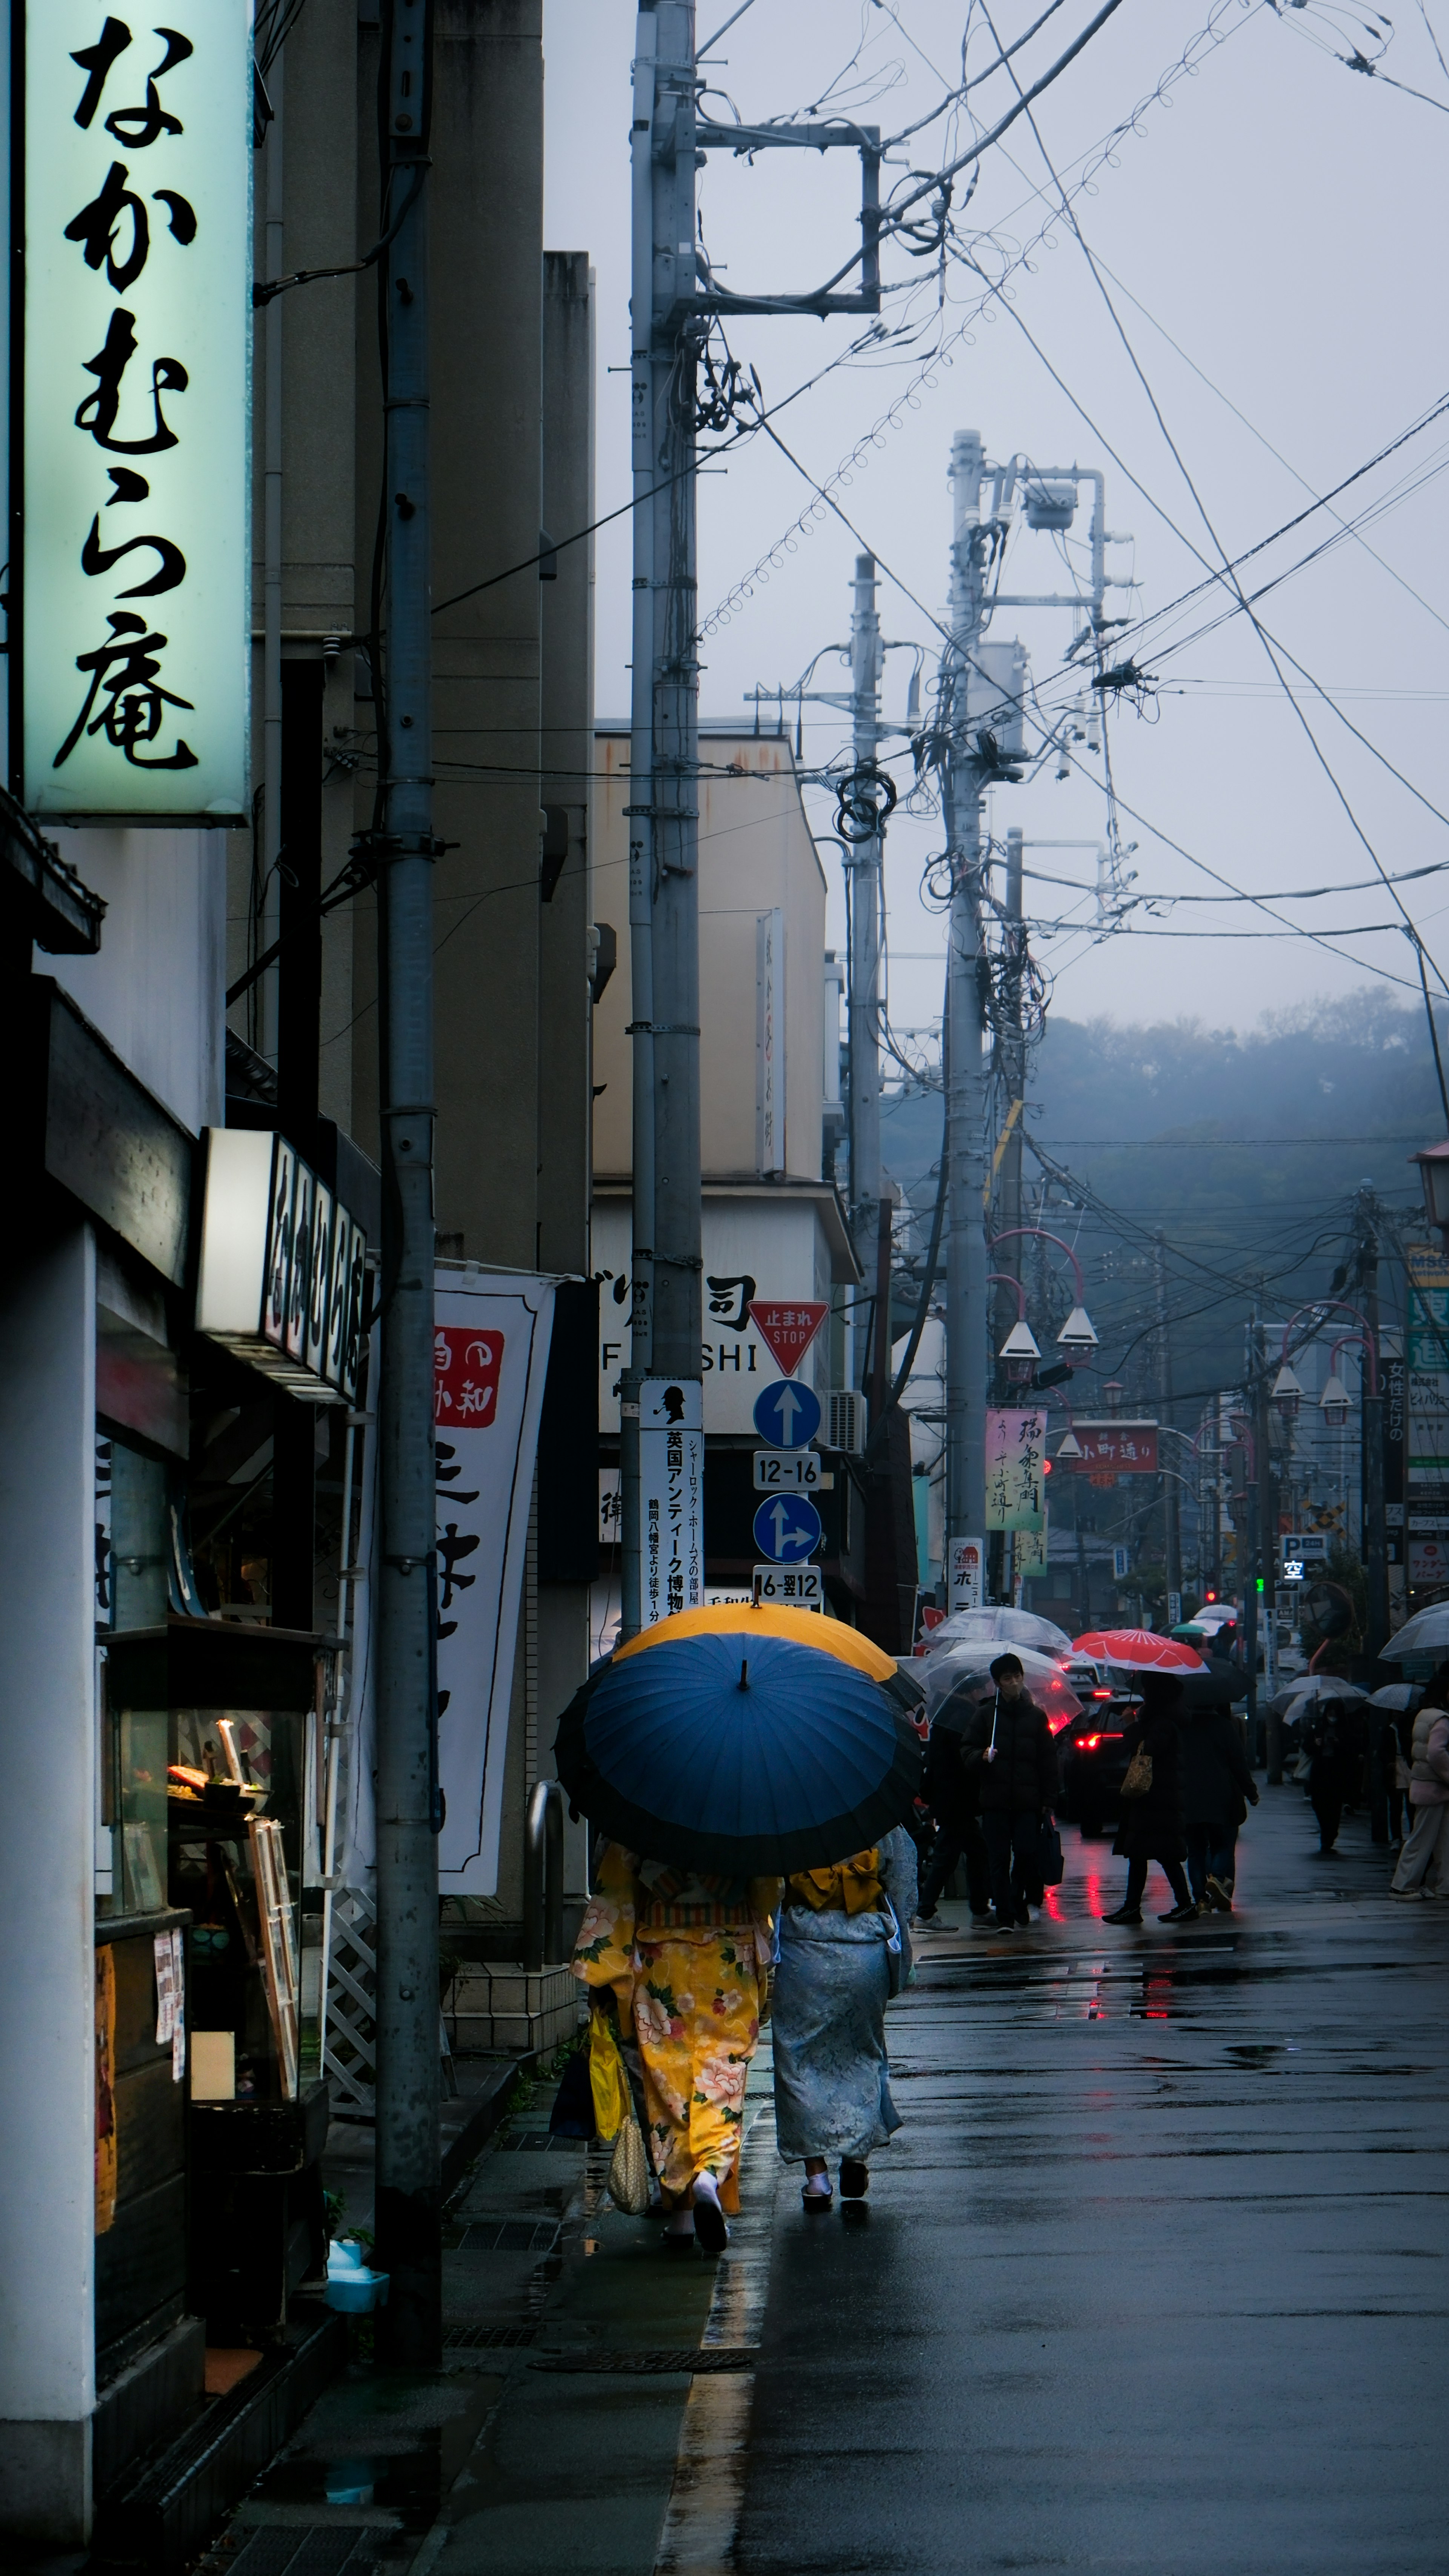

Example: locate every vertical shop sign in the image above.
[756,908,783,1175]
[432,1273,555,1892]
[640,1377,703,1627]
[985,1406,1046,1532]
[18,2,251,817]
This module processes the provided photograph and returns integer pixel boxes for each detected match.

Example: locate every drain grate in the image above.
[223,2530,381,2575]
[531,2347,758,2375]
[458,2219,561,2254]
[443,2322,539,2348]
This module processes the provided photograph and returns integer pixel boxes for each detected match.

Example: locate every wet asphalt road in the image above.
[739,1786,1449,2575]
[217,1782,1449,2576]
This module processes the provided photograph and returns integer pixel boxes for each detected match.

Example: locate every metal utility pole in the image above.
[848,554,884,1323]
[373,0,440,2368]
[1357,1186,1391,1659]
[942,431,992,1602]
[1154,1233,1181,1618]
[620,0,703,1639]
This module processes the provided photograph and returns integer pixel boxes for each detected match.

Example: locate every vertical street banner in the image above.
[1404,1246,1449,1527]
[985,1406,1046,1531]
[433,1273,555,1892]
[640,1376,703,1627]
[19,2,251,816]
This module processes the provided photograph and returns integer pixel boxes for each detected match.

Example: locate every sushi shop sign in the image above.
[194,1130,368,1403]
[15,2,251,817]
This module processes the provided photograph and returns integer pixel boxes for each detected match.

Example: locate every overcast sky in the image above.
[541,0,1449,1046]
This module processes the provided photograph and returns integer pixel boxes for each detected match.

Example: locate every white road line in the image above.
[652,2098,778,2574]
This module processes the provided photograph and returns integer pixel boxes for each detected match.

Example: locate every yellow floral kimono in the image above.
[571,1843,777,2211]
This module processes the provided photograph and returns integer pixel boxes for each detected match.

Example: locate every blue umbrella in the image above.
[554,1620,923,1875]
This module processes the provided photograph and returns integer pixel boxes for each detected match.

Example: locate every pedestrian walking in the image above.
[1182,1696,1259,1912]
[570,1843,777,2253]
[772,1827,918,2210]
[1389,1668,1449,1899]
[915,1687,991,1924]
[1301,1698,1352,1854]
[1102,1673,1196,1924]
[959,1653,1058,1933]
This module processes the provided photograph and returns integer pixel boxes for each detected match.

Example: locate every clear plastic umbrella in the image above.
[920,1642,1084,1734]
[1382,1601,1449,1659]
[919,1605,1075,1661]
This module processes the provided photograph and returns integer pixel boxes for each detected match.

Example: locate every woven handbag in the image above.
[606,2111,652,2217]
[1120,1743,1154,1799]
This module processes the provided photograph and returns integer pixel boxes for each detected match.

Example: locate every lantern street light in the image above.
[1319,1370,1351,1430]
[1103,1379,1124,1415]
[987,1271,1043,1385]
[988,1228,1100,1361]
[1272,1362,1304,1423]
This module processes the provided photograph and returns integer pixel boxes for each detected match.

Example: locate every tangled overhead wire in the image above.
[695,337,763,437]
[984,926,1051,1044]
[834,761,898,843]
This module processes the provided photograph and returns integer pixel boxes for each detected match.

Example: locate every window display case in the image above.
[104,1618,337,2338]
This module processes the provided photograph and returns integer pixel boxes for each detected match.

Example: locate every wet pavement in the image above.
[214,1781,1449,2575]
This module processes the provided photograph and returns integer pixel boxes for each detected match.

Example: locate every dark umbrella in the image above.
[554,1606,923,1875]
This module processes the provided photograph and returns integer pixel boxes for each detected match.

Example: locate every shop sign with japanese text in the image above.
[1066,1422,1159,1475]
[432,1274,556,1892]
[640,1376,703,1628]
[985,1406,1046,1532]
[19,2,250,817]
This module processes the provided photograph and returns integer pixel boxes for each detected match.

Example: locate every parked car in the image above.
[1055,1681,1143,1833]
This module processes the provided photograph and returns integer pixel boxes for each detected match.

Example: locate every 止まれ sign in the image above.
[19,2,251,817]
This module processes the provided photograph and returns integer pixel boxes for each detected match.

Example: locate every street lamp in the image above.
[1272,1362,1304,1422]
[988,1229,1100,1364]
[998,1320,1042,1383]
[1410,1140,1449,1243]
[1319,1371,1351,1430]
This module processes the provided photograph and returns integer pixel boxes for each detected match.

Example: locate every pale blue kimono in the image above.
[771,1826,918,2164]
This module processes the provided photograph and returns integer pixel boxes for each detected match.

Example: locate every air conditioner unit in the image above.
[828,1389,864,1455]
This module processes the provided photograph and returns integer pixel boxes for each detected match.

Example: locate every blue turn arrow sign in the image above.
[752,1377,822,1450]
[752,1493,823,1563]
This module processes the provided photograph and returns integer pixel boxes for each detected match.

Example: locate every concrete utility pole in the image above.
[942,431,992,1602]
[1357,1186,1391,1659]
[1155,1233,1181,1616]
[848,554,884,1324]
[373,0,441,2368]
[621,1,703,1639]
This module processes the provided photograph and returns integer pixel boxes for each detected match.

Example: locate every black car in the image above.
[1055,1684,1143,1834]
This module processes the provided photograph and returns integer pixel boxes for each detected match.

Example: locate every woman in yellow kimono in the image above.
[571,1842,777,2252]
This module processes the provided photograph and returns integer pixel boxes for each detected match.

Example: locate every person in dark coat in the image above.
[1301,1697,1352,1853]
[959,1654,1058,1935]
[1181,1700,1258,1912]
[915,1684,991,1923]
[1102,1673,1195,1924]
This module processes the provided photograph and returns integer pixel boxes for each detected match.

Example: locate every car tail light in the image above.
[1077,1733,1102,1752]
[1091,1688,1112,1700]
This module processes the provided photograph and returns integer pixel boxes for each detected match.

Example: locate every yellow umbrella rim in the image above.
[612,1600,897,1684]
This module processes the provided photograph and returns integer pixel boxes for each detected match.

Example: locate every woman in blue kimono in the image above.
[771,1825,917,2208]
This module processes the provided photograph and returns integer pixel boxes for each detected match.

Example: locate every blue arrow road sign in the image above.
[752,1377,822,1450]
[752,1493,823,1563]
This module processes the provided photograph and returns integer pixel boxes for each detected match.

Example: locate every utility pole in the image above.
[942,431,992,1604]
[621,1,703,1639]
[848,554,884,1338]
[373,0,440,2368]
[1357,1186,1390,1658]
[1154,1233,1181,1620]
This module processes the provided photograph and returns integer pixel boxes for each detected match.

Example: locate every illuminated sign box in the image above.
[17,2,251,818]
[195,1130,366,1404]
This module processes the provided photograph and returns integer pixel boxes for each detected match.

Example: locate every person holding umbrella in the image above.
[959,1653,1058,1932]
[558,1604,925,2251]
[1102,1673,1196,1924]
[571,1843,776,2252]
[915,1679,991,1925]
[772,1825,919,2209]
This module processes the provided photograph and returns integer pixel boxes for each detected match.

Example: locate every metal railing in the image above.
[522,1779,565,1973]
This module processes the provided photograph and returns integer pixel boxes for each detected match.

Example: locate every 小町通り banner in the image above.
[20,2,251,818]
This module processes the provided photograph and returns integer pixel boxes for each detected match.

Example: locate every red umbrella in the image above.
[1074,1629,1206,1672]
